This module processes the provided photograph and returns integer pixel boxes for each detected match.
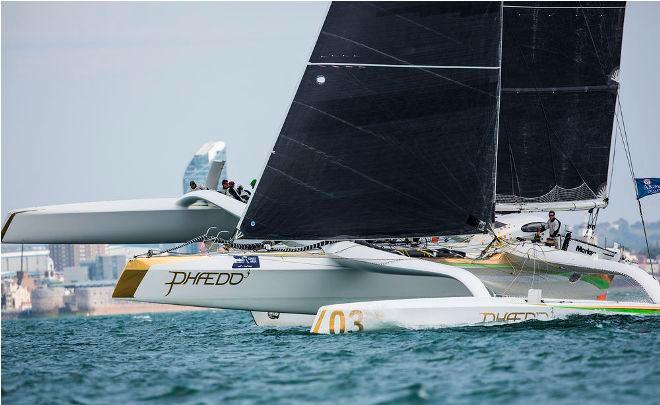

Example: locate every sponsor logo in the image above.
[644,178,651,186]
[575,245,595,255]
[267,312,280,319]
[232,255,260,269]
[480,311,550,323]
[164,271,246,296]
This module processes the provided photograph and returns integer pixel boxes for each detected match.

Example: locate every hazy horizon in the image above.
[3,2,660,228]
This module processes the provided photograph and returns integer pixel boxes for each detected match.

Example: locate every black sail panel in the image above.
[496,2,626,210]
[240,2,501,240]
[311,2,501,67]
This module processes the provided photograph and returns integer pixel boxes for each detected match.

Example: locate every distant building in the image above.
[76,286,116,312]
[183,141,227,192]
[96,254,126,280]
[1,250,54,276]
[48,244,107,271]
[1,278,32,311]
[63,266,90,284]
[84,254,127,282]
[31,286,64,315]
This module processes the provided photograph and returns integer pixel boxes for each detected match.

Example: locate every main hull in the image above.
[114,253,473,314]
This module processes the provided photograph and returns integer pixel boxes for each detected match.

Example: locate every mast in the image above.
[492,1,504,221]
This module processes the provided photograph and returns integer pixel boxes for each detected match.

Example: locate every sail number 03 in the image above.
[313,309,364,334]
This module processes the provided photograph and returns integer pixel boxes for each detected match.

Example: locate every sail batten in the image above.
[308,62,501,69]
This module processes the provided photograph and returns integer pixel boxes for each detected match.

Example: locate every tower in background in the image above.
[182,141,227,192]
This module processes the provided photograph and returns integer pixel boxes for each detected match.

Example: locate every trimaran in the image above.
[3,1,659,333]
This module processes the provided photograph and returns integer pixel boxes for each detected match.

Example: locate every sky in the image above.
[2,1,660,228]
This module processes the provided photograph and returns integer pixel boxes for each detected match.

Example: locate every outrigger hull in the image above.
[309,297,660,334]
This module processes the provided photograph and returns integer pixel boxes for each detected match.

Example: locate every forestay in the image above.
[495,1,626,212]
[240,2,502,240]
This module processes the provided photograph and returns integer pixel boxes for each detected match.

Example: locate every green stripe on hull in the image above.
[555,273,613,290]
[556,305,660,315]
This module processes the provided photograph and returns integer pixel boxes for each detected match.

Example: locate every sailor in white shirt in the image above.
[546,211,561,248]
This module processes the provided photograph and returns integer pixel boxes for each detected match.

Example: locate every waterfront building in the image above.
[75,286,116,312]
[1,250,54,276]
[31,285,65,315]
[1,278,31,311]
[182,141,227,192]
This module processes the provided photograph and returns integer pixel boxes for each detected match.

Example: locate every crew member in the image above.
[546,211,561,248]
[188,181,201,192]
[237,185,251,203]
[220,179,230,195]
[227,180,242,201]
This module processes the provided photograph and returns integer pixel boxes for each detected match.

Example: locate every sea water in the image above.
[2,310,659,404]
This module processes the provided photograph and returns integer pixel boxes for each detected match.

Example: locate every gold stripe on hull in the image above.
[112,256,196,298]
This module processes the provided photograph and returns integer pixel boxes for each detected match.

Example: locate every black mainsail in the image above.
[496,1,626,212]
[239,2,502,240]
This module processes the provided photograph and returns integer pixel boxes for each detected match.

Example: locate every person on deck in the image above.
[546,211,561,248]
[188,181,207,192]
[237,185,251,203]
[226,180,242,201]
[220,179,230,195]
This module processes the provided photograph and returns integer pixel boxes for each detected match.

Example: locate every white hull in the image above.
[1,190,244,244]
[503,242,660,303]
[309,297,660,334]
[120,252,475,314]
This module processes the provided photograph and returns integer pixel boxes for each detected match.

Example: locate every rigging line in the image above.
[606,112,618,198]
[579,3,607,77]
[614,109,634,180]
[319,31,497,98]
[637,201,655,276]
[614,112,636,205]
[509,141,522,198]
[500,113,523,198]
[615,94,655,275]
[617,97,637,177]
